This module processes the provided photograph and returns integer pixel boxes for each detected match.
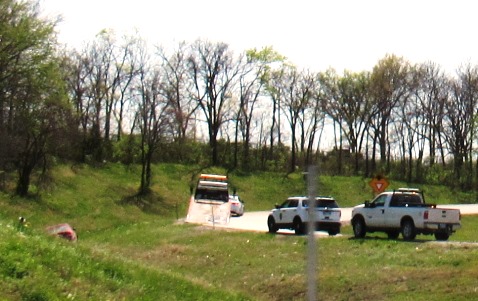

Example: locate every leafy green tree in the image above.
[0,0,70,196]
[369,54,414,173]
[236,46,285,170]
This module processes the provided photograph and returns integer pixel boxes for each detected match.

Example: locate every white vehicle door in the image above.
[385,194,419,228]
[278,198,299,224]
[364,194,387,227]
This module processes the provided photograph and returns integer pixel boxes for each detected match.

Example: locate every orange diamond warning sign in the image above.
[369,177,389,193]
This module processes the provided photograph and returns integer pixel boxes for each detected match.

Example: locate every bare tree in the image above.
[295,70,319,168]
[415,62,448,167]
[187,40,240,165]
[112,34,141,142]
[157,42,199,161]
[233,53,257,170]
[278,66,312,172]
[73,30,139,161]
[233,47,285,170]
[395,77,422,183]
[442,64,478,188]
[133,47,171,195]
[319,69,373,175]
[304,81,325,167]
[318,69,346,174]
[265,68,285,167]
[61,48,94,162]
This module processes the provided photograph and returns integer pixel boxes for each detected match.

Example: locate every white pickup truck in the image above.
[351,188,461,241]
[267,196,342,235]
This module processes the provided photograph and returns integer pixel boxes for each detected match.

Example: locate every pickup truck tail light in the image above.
[423,210,429,220]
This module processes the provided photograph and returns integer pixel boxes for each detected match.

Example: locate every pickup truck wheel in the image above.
[293,218,305,235]
[434,232,449,241]
[267,216,278,233]
[401,219,416,241]
[352,217,366,238]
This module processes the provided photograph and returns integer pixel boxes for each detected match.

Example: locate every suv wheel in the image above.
[267,216,278,233]
[293,218,305,235]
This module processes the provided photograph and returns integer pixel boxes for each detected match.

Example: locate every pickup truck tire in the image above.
[401,218,416,241]
[434,232,449,241]
[293,217,306,235]
[352,216,366,238]
[267,216,278,233]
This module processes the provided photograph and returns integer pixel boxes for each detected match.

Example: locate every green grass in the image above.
[1,163,478,300]
[0,222,251,300]
[317,234,478,300]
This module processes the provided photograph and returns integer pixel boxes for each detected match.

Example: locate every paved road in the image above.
[212,204,478,233]
[221,209,352,233]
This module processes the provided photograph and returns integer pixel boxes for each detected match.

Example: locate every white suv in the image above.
[267,196,341,235]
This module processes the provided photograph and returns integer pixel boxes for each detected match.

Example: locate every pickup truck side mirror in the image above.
[365,201,375,208]
[275,204,281,209]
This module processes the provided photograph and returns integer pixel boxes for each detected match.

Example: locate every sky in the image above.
[40,0,478,74]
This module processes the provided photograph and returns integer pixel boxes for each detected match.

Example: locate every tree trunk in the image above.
[16,163,34,196]
[139,148,153,195]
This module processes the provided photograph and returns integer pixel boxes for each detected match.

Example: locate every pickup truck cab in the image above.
[267,196,341,235]
[351,188,461,241]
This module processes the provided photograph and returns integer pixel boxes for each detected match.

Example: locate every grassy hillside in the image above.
[0,163,478,300]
